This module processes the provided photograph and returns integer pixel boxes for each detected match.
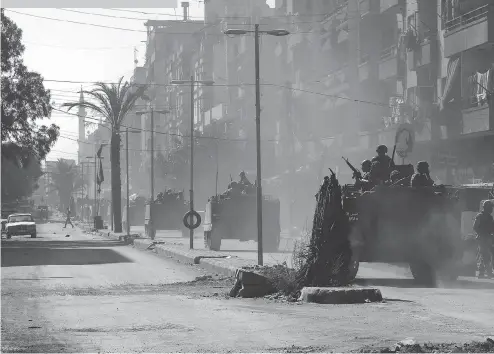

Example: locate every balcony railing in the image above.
[380,44,398,61]
[444,4,490,33]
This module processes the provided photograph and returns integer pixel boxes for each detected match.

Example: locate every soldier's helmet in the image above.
[482,200,493,211]
[361,159,372,172]
[376,145,388,154]
[416,161,429,173]
[239,171,246,178]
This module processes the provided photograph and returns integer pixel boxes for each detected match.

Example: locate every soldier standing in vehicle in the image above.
[239,171,252,187]
[473,200,494,279]
[361,160,372,179]
[357,160,373,190]
[372,145,395,169]
[371,145,395,183]
[411,161,434,187]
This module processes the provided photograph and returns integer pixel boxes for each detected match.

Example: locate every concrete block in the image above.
[236,269,272,286]
[299,287,383,304]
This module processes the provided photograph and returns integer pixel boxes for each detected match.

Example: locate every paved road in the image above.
[2,223,494,353]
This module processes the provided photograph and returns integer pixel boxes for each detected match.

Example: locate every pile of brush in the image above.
[294,170,353,288]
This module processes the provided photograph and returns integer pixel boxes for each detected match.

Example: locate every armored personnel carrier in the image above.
[144,190,188,240]
[203,186,281,252]
[341,163,465,285]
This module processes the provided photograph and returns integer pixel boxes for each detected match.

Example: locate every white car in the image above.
[5,213,37,239]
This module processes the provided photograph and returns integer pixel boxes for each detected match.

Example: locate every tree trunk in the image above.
[111,131,123,233]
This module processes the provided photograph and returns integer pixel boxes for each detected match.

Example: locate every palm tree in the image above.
[62,77,147,233]
[49,159,80,212]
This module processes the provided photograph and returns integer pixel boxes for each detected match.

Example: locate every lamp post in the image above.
[135,108,170,203]
[224,26,290,266]
[79,161,93,223]
[124,128,142,236]
[171,76,214,249]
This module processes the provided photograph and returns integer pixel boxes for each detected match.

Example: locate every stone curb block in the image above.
[299,287,383,304]
[131,239,254,278]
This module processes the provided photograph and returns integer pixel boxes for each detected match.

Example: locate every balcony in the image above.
[407,38,432,70]
[380,0,399,13]
[378,45,398,80]
[462,104,490,134]
[444,4,493,57]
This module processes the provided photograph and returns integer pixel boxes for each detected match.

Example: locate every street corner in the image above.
[299,286,383,304]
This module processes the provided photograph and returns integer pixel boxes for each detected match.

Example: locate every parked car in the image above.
[5,213,37,239]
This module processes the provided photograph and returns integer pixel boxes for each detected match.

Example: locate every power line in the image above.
[44,78,391,107]
[6,9,147,33]
[23,40,145,51]
[5,9,329,35]
[55,8,333,26]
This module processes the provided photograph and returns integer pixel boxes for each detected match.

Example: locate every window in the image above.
[8,215,33,223]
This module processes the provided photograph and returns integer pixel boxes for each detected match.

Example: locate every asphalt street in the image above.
[2,223,494,353]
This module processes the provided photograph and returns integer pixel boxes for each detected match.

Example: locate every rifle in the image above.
[230,174,233,182]
[342,157,362,181]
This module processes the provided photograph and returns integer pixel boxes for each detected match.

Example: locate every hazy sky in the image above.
[5,4,207,162]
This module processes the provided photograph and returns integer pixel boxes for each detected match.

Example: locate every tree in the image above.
[1,152,43,202]
[62,77,147,232]
[1,9,59,164]
[49,159,81,212]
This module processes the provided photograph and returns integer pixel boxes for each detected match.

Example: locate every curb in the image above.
[133,239,251,278]
[299,287,383,304]
[80,224,255,278]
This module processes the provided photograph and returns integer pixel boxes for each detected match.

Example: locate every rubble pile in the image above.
[359,338,494,353]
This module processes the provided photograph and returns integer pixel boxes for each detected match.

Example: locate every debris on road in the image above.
[359,338,494,353]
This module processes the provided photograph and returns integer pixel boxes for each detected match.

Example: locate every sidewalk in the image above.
[79,223,302,277]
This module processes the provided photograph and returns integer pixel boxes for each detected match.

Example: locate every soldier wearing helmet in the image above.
[410,161,434,187]
[239,171,252,187]
[372,145,395,169]
[371,145,395,183]
[473,200,494,278]
[361,160,372,179]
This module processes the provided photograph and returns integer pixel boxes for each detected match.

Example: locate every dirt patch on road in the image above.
[359,338,494,353]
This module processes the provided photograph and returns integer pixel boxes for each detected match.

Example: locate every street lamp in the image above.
[135,109,170,203]
[224,25,290,266]
[171,76,214,250]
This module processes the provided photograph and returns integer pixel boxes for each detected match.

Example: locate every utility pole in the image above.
[171,77,214,249]
[223,26,290,266]
[135,108,169,234]
[126,128,130,236]
[348,0,361,141]
[94,153,97,217]
[189,75,195,250]
[150,107,155,202]
[81,163,84,221]
[254,24,264,266]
